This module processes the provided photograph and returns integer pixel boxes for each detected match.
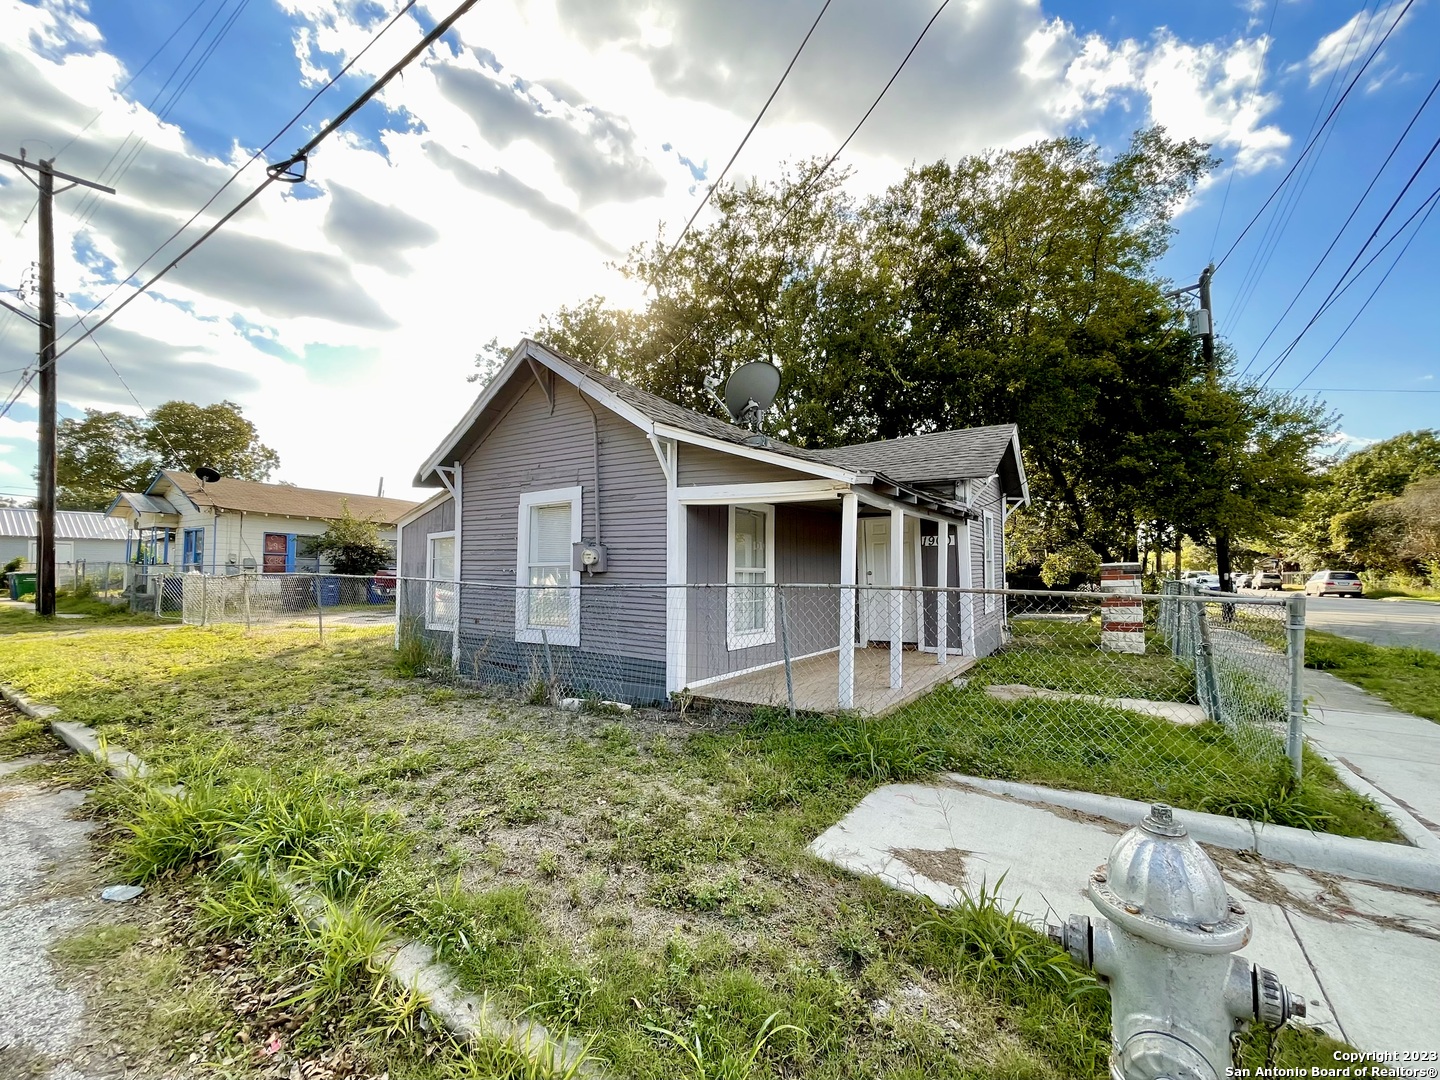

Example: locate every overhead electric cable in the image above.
[1228,1,1377,321]
[54,0,212,160]
[1286,186,1440,391]
[772,0,952,234]
[652,0,835,281]
[1214,0,1415,272]
[55,0,421,349]
[51,0,478,362]
[1256,150,1440,386]
[1209,0,1280,260]
[1239,67,1440,376]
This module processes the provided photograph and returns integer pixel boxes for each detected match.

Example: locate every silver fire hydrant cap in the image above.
[1089,804,1251,953]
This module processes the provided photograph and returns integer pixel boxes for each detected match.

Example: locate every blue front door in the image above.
[182,527,205,569]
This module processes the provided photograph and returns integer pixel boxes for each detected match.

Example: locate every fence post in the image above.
[1193,599,1221,722]
[155,573,163,617]
[777,585,795,719]
[314,575,324,642]
[1286,594,1306,781]
[200,573,208,627]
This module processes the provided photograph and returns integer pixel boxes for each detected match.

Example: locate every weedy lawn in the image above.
[0,623,1360,1079]
[1305,630,1440,724]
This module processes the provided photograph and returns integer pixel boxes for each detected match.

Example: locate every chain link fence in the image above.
[142,571,396,631]
[394,579,1306,802]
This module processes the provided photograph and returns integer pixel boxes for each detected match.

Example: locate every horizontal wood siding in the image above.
[677,444,815,486]
[685,503,842,684]
[400,498,455,578]
[455,378,667,666]
[971,478,1004,657]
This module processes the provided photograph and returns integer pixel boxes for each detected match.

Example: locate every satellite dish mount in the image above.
[722,361,781,433]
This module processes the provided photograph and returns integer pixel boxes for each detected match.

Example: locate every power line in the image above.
[1261,134,1440,385]
[772,0,952,235]
[1239,66,1440,375]
[52,0,475,363]
[1286,187,1439,391]
[1214,0,1415,272]
[1209,0,1280,261]
[55,0,421,351]
[54,0,212,161]
[652,0,835,281]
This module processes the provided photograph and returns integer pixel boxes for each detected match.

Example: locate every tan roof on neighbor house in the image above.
[157,470,418,525]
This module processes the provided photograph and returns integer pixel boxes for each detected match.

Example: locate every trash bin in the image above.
[366,570,396,604]
[317,577,341,607]
[9,572,36,600]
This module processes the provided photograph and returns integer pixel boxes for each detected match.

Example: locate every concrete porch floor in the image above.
[690,647,976,715]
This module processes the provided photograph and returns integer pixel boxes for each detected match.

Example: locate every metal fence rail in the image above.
[392,579,1306,792]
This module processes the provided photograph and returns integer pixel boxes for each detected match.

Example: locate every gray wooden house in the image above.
[402,339,1027,711]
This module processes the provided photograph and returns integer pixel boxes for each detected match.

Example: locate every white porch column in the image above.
[838,492,857,709]
[962,518,975,656]
[889,505,904,690]
[937,523,948,664]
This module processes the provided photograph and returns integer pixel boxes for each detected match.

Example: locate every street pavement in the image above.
[813,780,1440,1056]
[1305,669,1440,841]
[1297,594,1440,653]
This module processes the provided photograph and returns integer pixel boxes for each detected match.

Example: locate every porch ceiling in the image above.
[690,648,975,717]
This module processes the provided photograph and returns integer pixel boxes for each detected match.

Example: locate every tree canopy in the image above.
[313,506,391,576]
[486,127,1331,569]
[57,399,279,511]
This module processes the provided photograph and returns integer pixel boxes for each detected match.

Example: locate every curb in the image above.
[3,684,598,1075]
[946,774,1440,893]
[1304,742,1440,853]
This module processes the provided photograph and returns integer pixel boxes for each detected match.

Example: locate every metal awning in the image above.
[107,492,179,519]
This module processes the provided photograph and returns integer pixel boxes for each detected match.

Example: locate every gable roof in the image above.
[145,470,418,525]
[0,508,134,542]
[418,338,1027,505]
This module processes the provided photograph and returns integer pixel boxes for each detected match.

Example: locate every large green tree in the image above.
[57,399,279,510]
[1289,430,1440,568]
[489,127,1327,566]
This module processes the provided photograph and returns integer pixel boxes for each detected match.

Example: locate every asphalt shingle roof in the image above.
[156,471,418,525]
[550,347,1020,487]
[809,425,1020,484]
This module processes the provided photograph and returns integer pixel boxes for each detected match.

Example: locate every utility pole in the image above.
[1,151,112,617]
[1195,264,1234,599]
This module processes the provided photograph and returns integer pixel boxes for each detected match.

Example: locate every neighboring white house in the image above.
[0,508,135,567]
[105,470,418,573]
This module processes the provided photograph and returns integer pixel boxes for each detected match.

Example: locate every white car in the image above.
[1304,570,1364,598]
[1188,573,1221,592]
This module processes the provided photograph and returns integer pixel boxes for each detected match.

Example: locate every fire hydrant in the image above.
[1047,803,1307,1080]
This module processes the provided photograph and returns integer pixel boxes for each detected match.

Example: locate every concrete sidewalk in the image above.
[812,780,1440,1055]
[1304,670,1440,842]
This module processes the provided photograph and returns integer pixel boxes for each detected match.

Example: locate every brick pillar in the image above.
[1100,561,1144,654]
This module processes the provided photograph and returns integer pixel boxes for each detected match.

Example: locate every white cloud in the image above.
[1304,5,1410,88]
[0,416,36,443]
[1,0,1295,501]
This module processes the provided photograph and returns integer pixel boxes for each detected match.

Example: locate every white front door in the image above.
[859,517,918,644]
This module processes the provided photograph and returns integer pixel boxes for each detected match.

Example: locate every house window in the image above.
[983,510,996,613]
[426,531,456,630]
[183,527,205,570]
[727,503,775,651]
[515,486,582,646]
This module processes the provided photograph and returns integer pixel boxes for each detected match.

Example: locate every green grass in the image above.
[1306,630,1440,723]
[0,595,161,633]
[0,622,1378,1078]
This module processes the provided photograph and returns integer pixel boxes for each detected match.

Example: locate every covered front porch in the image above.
[663,455,984,712]
[690,645,977,716]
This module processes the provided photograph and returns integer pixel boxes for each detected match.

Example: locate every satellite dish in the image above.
[194,466,222,484]
[723,361,780,430]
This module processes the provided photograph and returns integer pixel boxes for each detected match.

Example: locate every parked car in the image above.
[1235,572,1252,589]
[1189,573,1221,592]
[1304,570,1364,598]
[1252,570,1283,590]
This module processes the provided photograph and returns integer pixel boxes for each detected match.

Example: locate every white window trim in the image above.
[983,510,997,613]
[726,502,776,652]
[515,486,582,647]
[425,530,456,631]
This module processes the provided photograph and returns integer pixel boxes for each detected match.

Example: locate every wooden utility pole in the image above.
[1,151,112,617]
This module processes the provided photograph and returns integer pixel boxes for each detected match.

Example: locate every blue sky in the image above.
[1,0,1436,503]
